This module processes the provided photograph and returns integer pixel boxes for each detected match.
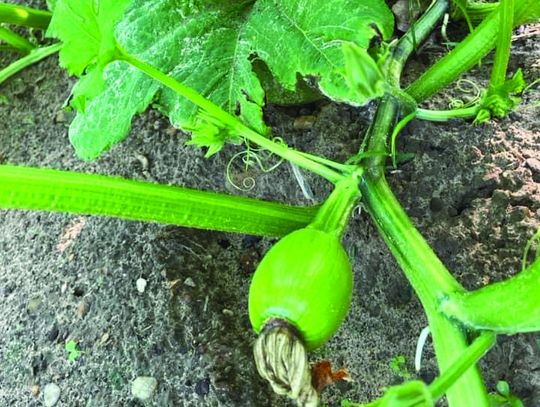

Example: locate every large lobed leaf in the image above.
[245,0,393,105]
[48,0,393,160]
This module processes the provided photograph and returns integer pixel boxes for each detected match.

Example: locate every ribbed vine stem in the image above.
[360,174,490,406]
[384,0,450,86]
[0,3,51,29]
[362,0,450,170]
[441,256,540,333]
[0,165,317,237]
[362,95,398,174]
[406,0,538,102]
[357,0,491,403]
[489,0,514,89]
[360,175,463,302]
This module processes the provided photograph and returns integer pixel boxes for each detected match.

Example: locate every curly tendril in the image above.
[225,138,285,191]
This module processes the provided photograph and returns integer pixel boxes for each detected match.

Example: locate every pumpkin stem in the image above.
[308,176,361,238]
[253,319,319,407]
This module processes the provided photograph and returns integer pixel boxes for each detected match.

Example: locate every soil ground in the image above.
[0,1,539,406]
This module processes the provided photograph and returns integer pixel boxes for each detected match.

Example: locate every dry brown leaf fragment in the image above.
[311,360,351,393]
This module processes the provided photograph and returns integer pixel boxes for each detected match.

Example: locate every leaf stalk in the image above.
[0,165,316,237]
[0,3,51,29]
[489,0,514,90]
[117,49,347,185]
[0,43,62,86]
[0,26,34,53]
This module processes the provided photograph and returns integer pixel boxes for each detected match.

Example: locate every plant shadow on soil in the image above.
[0,3,540,406]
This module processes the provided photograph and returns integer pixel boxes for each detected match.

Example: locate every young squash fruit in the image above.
[249,227,353,350]
[248,178,359,350]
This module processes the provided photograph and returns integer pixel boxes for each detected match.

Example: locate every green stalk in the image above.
[347,332,496,407]
[355,2,490,403]
[489,0,514,89]
[465,2,500,23]
[308,173,361,238]
[385,0,450,86]
[117,50,345,185]
[362,95,399,174]
[441,256,540,333]
[0,165,316,237]
[296,150,356,173]
[406,0,539,102]
[429,332,496,400]
[361,177,463,306]
[0,26,34,53]
[0,3,51,29]
[416,105,479,121]
[364,0,450,170]
[0,43,61,86]
[360,175,490,406]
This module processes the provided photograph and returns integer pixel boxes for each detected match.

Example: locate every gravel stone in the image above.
[131,376,158,401]
[42,383,60,407]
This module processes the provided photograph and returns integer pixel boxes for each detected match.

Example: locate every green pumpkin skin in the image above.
[248,228,353,350]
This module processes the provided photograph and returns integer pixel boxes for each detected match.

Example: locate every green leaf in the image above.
[152,0,269,137]
[489,380,525,407]
[496,381,510,397]
[342,42,386,103]
[68,60,159,158]
[184,110,243,158]
[47,0,132,76]
[67,0,267,160]
[244,0,394,106]
[47,0,134,136]
[65,340,81,362]
[62,0,393,159]
[474,69,526,123]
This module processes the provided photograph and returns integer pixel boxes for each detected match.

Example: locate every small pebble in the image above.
[54,111,66,123]
[99,332,110,346]
[76,302,89,318]
[429,197,444,212]
[222,309,234,316]
[183,277,196,287]
[30,384,40,397]
[136,278,147,293]
[47,325,59,342]
[131,376,158,401]
[195,378,210,396]
[525,158,540,181]
[43,383,60,407]
[134,153,149,172]
[165,126,178,136]
[293,115,317,130]
[27,297,42,313]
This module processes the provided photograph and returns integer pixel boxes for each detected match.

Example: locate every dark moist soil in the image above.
[1,2,540,406]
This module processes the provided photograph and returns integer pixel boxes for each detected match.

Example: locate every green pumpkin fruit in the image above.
[248,227,353,350]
